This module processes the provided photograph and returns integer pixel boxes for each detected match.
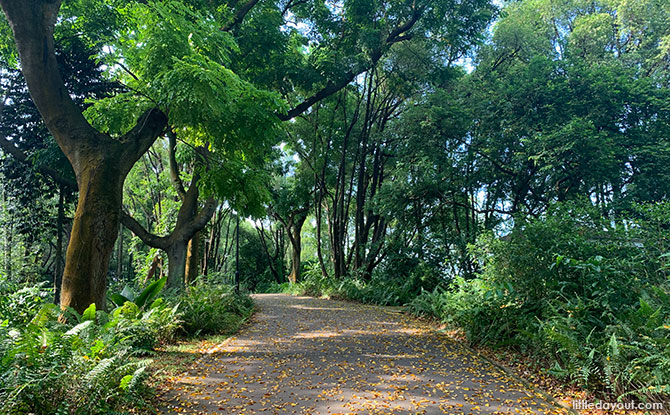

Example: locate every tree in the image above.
[0,34,109,295]
[255,216,287,284]
[0,1,167,312]
[1,0,495,311]
[267,168,312,283]
[120,135,217,288]
[459,0,670,216]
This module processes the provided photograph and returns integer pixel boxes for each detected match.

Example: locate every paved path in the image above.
[159,294,568,414]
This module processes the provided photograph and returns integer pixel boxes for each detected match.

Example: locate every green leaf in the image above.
[608,333,619,358]
[65,320,94,336]
[110,293,132,308]
[82,303,96,322]
[135,277,167,309]
[121,285,135,301]
[119,374,133,391]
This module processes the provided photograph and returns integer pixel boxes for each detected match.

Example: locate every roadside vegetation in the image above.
[0,279,252,414]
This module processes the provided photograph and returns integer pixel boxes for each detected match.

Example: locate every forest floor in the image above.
[157,294,570,414]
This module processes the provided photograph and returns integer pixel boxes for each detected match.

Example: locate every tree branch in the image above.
[279,72,359,121]
[167,131,187,200]
[278,7,423,121]
[184,198,218,238]
[119,211,170,250]
[120,108,168,172]
[221,0,260,32]
[386,7,423,44]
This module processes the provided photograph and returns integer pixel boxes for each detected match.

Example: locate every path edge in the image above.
[433,326,581,415]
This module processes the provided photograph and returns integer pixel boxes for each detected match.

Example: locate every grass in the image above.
[149,333,233,384]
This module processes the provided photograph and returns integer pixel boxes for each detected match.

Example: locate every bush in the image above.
[407,201,670,400]
[0,276,253,414]
[105,298,181,353]
[0,281,52,326]
[283,266,339,298]
[0,304,152,415]
[338,263,438,306]
[178,283,254,336]
[278,262,434,307]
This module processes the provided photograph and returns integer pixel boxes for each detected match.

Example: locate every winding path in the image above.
[159,294,568,414]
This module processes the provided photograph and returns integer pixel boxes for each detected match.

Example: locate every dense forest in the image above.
[0,0,669,413]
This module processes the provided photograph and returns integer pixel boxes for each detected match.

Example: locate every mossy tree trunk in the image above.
[60,153,123,311]
[185,232,200,285]
[166,241,188,288]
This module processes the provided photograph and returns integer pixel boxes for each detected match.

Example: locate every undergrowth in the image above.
[259,262,435,307]
[0,279,253,414]
[407,202,670,403]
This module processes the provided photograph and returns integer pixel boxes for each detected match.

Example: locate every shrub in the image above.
[105,298,181,353]
[0,281,52,326]
[285,265,339,298]
[0,272,256,414]
[278,262,437,307]
[178,283,254,336]
[0,304,152,415]
[407,201,670,400]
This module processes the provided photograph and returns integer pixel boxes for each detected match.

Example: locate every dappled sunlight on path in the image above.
[158,294,568,414]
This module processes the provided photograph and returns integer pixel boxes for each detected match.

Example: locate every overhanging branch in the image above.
[278,7,423,121]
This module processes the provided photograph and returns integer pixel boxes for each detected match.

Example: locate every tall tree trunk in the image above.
[276,227,286,283]
[6,222,11,278]
[315,179,329,278]
[128,253,134,279]
[257,223,282,283]
[288,241,301,284]
[60,159,124,312]
[3,187,11,277]
[353,71,374,272]
[1,187,4,276]
[185,232,199,285]
[166,241,188,288]
[204,208,225,276]
[287,216,306,283]
[207,211,221,275]
[54,185,64,304]
[116,222,123,278]
[329,209,347,280]
[3,184,11,278]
